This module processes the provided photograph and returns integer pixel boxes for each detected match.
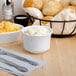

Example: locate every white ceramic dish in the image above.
[22,25,53,53]
[0,24,24,44]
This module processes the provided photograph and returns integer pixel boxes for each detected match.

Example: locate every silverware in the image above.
[0,49,38,66]
[0,66,22,76]
[0,57,28,72]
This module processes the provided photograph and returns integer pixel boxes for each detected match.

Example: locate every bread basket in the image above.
[22,0,76,38]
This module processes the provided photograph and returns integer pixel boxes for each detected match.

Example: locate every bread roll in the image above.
[42,0,50,4]
[71,0,76,6]
[65,6,76,12]
[42,16,53,24]
[42,0,61,4]
[62,7,76,20]
[23,7,43,19]
[23,0,43,10]
[60,0,70,7]
[42,1,63,16]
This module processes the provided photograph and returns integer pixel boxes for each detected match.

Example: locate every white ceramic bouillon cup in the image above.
[22,25,53,53]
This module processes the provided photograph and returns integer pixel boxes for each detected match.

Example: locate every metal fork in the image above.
[0,49,38,66]
[0,66,23,76]
[0,57,28,72]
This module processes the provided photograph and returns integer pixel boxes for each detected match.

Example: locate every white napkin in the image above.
[0,47,46,76]
[50,8,76,34]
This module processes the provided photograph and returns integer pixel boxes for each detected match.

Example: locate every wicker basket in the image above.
[22,0,76,38]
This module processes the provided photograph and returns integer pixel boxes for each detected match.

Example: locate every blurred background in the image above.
[0,0,25,19]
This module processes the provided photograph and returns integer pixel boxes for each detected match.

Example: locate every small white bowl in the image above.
[22,25,53,53]
[0,24,24,44]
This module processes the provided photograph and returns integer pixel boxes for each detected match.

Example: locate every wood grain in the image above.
[0,36,76,76]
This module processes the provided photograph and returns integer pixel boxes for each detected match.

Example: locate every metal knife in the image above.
[0,49,38,66]
[0,57,28,72]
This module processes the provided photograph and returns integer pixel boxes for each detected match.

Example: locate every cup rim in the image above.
[14,15,28,20]
[21,25,53,37]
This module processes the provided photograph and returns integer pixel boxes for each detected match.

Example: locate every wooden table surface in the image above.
[0,36,76,76]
